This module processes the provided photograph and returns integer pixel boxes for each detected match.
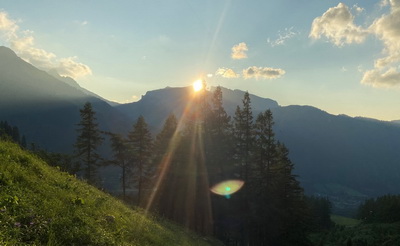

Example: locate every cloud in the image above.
[369,1,400,67]
[215,68,240,78]
[364,0,400,87]
[352,4,365,14]
[309,3,368,46]
[361,67,400,87]
[231,42,248,59]
[242,66,285,80]
[267,27,297,47]
[310,2,400,88]
[56,57,92,78]
[0,10,91,79]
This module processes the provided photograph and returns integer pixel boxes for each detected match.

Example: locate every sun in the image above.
[193,79,203,92]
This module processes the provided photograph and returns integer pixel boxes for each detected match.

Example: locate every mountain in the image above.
[0,140,221,245]
[3,45,400,215]
[115,86,400,214]
[0,46,130,152]
[47,69,120,106]
[115,86,279,130]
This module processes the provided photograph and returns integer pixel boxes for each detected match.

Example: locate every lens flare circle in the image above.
[193,79,203,92]
[210,180,244,196]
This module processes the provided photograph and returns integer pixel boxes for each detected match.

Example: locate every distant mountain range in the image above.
[1,46,400,214]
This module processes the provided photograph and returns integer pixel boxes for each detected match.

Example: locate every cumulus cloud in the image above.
[231,42,248,59]
[363,0,400,87]
[361,67,400,87]
[0,11,18,36]
[370,1,400,66]
[242,66,286,80]
[309,3,368,46]
[215,68,240,78]
[311,2,400,88]
[352,4,365,14]
[0,10,91,79]
[56,57,92,78]
[267,27,297,47]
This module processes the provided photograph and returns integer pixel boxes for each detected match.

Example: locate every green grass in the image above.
[313,222,400,246]
[311,216,400,245]
[331,214,360,227]
[0,141,222,245]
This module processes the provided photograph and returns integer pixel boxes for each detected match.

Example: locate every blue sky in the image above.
[1,0,400,120]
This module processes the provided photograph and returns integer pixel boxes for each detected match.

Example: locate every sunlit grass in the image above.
[331,214,360,227]
[0,140,222,245]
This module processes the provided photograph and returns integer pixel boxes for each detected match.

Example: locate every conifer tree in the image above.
[253,109,276,190]
[107,132,131,201]
[149,114,180,215]
[207,86,232,182]
[233,92,254,183]
[231,92,255,245]
[74,102,103,185]
[128,116,153,205]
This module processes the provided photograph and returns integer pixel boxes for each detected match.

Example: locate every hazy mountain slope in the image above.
[271,106,400,196]
[0,46,130,152]
[47,69,120,106]
[0,141,222,245]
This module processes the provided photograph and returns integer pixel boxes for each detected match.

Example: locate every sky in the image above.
[1,0,400,121]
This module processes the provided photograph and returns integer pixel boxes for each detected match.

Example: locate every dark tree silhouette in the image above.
[107,132,131,201]
[128,116,153,206]
[74,102,103,185]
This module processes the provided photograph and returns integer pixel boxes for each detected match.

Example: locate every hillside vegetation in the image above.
[0,140,222,245]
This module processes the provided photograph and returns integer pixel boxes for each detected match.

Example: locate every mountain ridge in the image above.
[2,46,400,215]
[0,46,130,152]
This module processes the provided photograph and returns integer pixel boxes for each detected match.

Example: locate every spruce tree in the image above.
[207,86,232,182]
[232,92,255,245]
[149,114,180,214]
[107,132,131,201]
[254,109,276,190]
[74,102,103,185]
[233,92,254,183]
[128,116,153,206]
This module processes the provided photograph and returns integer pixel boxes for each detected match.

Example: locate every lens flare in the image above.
[193,79,203,92]
[210,180,244,196]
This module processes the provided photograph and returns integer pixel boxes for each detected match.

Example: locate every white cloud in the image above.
[267,27,297,47]
[380,0,389,8]
[352,4,365,14]
[73,20,88,26]
[370,1,400,66]
[56,57,92,79]
[361,67,400,87]
[0,11,18,38]
[365,0,400,87]
[242,66,285,80]
[231,42,248,59]
[215,68,240,78]
[310,2,400,88]
[309,3,368,46]
[0,10,91,79]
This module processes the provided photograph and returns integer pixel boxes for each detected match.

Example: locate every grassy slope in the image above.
[0,141,222,246]
[311,215,400,246]
[331,215,360,227]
